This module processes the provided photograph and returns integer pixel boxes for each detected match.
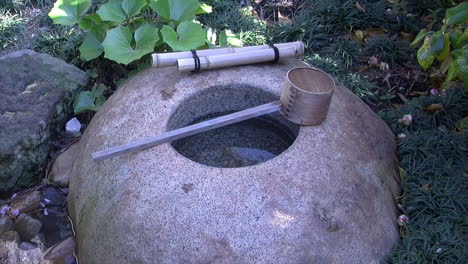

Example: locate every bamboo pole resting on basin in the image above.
[151,41,304,68]
[177,46,302,72]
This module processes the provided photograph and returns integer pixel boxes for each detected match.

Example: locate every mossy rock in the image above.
[0,50,88,197]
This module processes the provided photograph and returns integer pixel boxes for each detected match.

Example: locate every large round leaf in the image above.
[79,31,104,61]
[161,21,206,51]
[149,0,200,24]
[445,2,468,26]
[122,0,147,18]
[96,0,126,23]
[48,0,90,25]
[102,24,159,65]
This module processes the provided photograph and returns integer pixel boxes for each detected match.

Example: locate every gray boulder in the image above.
[0,50,88,196]
[14,214,42,241]
[69,59,400,263]
[0,215,14,234]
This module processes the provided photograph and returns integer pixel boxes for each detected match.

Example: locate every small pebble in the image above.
[397,214,409,226]
[66,118,82,137]
[19,241,37,250]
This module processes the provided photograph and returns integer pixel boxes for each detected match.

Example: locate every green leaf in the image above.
[74,91,96,114]
[430,32,450,61]
[417,38,435,70]
[160,21,206,51]
[79,31,104,61]
[48,0,90,25]
[449,28,463,50]
[410,29,429,48]
[149,0,200,24]
[96,0,126,23]
[102,24,159,65]
[447,60,460,81]
[445,2,468,26]
[79,14,102,30]
[122,0,147,17]
[196,3,212,14]
[219,29,243,47]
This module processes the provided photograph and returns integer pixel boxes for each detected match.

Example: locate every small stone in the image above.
[9,190,41,214]
[430,88,439,96]
[19,241,37,250]
[65,118,81,137]
[0,230,20,243]
[42,236,76,263]
[43,187,66,206]
[396,214,409,227]
[0,232,52,264]
[13,214,42,241]
[398,114,412,126]
[436,248,442,253]
[397,133,407,139]
[50,144,79,187]
[0,215,14,234]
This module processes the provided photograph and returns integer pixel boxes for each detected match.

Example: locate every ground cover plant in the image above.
[1,0,466,263]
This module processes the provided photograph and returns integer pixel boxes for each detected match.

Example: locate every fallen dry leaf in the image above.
[425,103,443,112]
[400,32,413,42]
[365,28,387,37]
[421,181,432,190]
[354,30,365,42]
[409,91,428,96]
[355,1,366,12]
[9,191,41,214]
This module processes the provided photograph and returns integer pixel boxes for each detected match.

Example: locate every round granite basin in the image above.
[69,59,400,264]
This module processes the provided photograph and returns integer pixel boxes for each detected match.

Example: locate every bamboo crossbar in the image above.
[151,41,304,68]
[92,101,282,161]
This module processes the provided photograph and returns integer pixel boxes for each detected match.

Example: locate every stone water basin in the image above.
[69,59,400,263]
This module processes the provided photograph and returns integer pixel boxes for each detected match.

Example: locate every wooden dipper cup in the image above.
[280,67,335,125]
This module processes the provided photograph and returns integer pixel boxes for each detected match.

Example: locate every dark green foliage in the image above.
[199,0,267,45]
[405,0,442,16]
[380,88,468,134]
[380,88,468,264]
[324,38,361,68]
[267,16,328,52]
[0,9,25,49]
[363,36,415,66]
[30,26,84,65]
[306,54,377,102]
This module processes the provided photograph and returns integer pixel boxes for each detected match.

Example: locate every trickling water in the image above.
[171,113,297,168]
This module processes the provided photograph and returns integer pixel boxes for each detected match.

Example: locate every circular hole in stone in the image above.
[167,84,300,168]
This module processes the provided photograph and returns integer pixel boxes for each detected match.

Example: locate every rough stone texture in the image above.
[0,50,88,196]
[69,59,400,264]
[13,214,42,241]
[50,144,80,187]
[0,216,14,234]
[0,233,52,264]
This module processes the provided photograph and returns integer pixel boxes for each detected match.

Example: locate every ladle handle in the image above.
[92,101,282,161]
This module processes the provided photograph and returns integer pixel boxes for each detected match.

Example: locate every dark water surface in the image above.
[171,113,297,168]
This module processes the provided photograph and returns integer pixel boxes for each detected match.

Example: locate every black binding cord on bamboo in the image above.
[268,43,280,63]
[191,49,201,72]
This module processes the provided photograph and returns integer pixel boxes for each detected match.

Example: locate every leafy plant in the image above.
[73,83,107,114]
[411,2,468,89]
[48,0,212,65]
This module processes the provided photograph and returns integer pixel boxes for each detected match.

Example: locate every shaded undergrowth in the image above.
[380,88,468,263]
